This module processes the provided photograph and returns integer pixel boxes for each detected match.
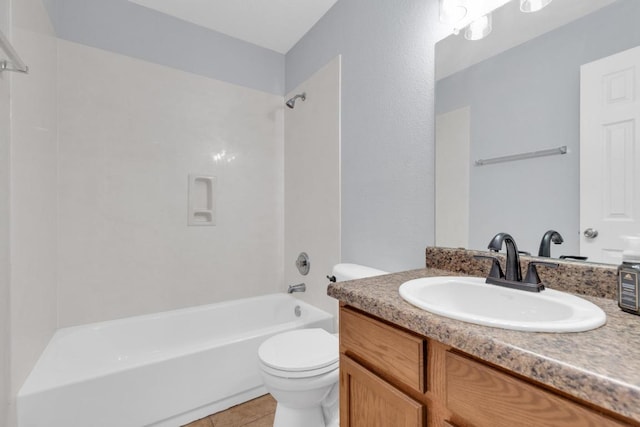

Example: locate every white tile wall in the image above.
[57,40,284,326]
[9,0,58,416]
[284,56,341,317]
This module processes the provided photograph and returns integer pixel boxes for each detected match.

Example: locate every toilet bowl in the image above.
[258,328,339,427]
[258,263,388,427]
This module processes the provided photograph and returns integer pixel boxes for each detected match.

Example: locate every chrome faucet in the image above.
[538,230,563,257]
[287,283,306,294]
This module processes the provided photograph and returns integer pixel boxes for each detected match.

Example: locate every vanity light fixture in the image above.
[439,0,507,39]
[440,0,553,42]
[464,13,492,41]
[520,0,553,13]
[439,0,467,23]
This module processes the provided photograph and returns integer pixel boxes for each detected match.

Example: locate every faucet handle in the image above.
[474,255,505,279]
[524,261,558,286]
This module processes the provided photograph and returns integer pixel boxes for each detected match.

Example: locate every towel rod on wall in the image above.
[475,145,567,166]
[0,28,28,73]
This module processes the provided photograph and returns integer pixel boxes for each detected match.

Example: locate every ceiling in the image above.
[127,0,339,54]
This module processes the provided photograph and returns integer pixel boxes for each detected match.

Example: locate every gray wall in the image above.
[436,0,640,257]
[43,0,285,95]
[0,0,10,423]
[287,0,450,272]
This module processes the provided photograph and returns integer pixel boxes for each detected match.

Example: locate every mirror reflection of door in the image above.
[580,45,640,264]
[435,107,471,249]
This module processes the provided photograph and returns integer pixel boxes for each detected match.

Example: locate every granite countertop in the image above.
[328,267,640,422]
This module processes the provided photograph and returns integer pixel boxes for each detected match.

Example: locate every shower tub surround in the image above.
[17,294,333,427]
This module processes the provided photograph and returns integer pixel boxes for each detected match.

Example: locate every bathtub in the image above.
[18,293,334,427]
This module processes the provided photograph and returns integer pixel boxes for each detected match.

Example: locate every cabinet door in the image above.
[340,354,425,427]
[446,352,630,427]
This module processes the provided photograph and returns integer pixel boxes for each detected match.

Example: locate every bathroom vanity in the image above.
[328,249,640,427]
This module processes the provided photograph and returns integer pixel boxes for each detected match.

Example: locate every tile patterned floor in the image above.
[183,394,276,427]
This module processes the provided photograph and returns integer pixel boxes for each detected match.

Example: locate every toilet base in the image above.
[273,403,326,427]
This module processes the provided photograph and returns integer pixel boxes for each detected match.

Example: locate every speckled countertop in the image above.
[328,266,640,422]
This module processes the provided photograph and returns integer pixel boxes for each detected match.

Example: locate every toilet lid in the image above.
[258,328,338,372]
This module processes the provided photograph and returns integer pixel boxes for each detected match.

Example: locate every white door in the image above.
[580,46,640,263]
[435,107,470,249]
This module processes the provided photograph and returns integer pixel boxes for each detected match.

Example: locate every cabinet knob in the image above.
[583,228,599,239]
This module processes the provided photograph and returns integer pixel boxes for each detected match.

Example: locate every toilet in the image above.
[257,263,388,427]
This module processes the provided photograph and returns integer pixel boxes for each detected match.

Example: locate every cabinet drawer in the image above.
[340,307,426,392]
[446,351,629,427]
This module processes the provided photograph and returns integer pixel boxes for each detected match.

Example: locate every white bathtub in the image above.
[18,294,334,427]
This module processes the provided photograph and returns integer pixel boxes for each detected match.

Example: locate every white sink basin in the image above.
[399,276,606,332]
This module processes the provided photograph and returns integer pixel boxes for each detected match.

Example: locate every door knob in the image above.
[583,228,599,239]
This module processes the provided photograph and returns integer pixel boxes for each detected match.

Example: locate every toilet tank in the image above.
[331,263,388,282]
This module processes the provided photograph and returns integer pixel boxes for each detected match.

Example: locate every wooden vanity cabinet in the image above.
[339,307,427,427]
[339,306,636,427]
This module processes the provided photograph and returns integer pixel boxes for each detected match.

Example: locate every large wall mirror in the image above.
[435,0,640,264]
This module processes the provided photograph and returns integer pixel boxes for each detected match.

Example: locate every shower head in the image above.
[286,92,306,109]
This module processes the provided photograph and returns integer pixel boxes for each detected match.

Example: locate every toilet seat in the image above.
[259,360,338,379]
[258,329,338,379]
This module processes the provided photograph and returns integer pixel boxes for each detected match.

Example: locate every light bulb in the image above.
[464,14,492,41]
[439,0,467,24]
[520,0,553,13]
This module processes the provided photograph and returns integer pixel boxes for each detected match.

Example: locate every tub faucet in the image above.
[488,232,522,282]
[538,230,563,257]
[287,283,306,294]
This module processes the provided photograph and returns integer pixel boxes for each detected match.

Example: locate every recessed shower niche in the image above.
[188,174,216,226]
